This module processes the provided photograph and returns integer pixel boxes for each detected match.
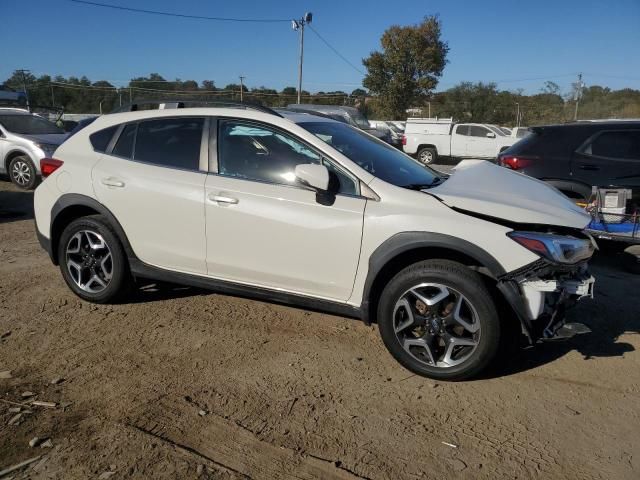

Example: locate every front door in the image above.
[204,119,366,301]
[92,117,208,274]
[466,125,497,158]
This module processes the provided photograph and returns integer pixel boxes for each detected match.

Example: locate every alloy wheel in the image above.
[392,283,481,368]
[65,230,113,293]
[419,151,433,164]
[11,160,31,187]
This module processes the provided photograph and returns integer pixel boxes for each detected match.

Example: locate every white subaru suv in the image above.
[34,102,596,380]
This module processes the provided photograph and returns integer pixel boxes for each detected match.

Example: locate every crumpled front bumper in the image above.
[497,259,594,341]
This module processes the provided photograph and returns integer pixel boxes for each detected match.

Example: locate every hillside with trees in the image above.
[3,69,639,126]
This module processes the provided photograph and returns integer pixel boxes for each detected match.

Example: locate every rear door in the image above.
[92,116,208,274]
[572,129,640,187]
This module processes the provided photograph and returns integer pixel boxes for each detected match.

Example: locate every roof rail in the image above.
[110,99,283,118]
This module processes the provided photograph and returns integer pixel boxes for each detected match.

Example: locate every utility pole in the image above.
[292,12,313,104]
[51,85,55,107]
[428,102,431,118]
[515,102,520,127]
[16,69,31,111]
[239,76,245,103]
[574,73,584,121]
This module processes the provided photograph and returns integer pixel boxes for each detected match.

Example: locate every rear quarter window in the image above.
[89,126,118,153]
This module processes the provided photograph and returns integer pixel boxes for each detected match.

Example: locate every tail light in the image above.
[40,158,64,177]
[402,135,407,145]
[499,155,536,170]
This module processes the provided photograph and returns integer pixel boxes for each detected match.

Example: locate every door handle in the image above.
[579,164,600,171]
[208,194,239,204]
[101,177,125,188]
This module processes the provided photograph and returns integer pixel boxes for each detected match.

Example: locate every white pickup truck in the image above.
[402,118,516,164]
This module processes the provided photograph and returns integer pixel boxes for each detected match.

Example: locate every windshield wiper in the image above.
[402,177,444,190]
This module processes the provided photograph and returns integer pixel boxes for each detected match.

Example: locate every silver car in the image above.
[0,108,67,189]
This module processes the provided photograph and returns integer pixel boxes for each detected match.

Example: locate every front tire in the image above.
[377,260,500,381]
[417,147,437,165]
[57,215,132,303]
[9,155,38,190]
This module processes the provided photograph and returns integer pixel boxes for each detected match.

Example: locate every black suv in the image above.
[498,121,640,201]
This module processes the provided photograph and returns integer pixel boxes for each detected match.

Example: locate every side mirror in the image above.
[486,132,496,138]
[295,163,329,191]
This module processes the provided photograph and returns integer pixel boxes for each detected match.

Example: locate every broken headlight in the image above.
[508,231,595,264]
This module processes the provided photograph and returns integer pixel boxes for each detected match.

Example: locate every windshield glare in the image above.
[0,114,63,135]
[300,121,440,188]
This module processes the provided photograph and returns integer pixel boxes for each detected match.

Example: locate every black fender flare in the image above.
[360,232,506,320]
[49,193,136,264]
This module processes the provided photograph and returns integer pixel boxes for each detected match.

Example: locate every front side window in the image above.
[469,125,492,137]
[582,130,640,160]
[217,120,358,195]
[134,118,204,170]
[218,120,320,185]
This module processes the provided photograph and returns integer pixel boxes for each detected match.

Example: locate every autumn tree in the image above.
[362,16,448,118]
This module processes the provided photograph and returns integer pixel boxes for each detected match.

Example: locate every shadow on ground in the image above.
[0,182,34,224]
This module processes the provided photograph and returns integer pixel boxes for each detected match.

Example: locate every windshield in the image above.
[487,125,506,136]
[386,122,403,133]
[350,110,372,129]
[299,121,441,188]
[0,114,63,135]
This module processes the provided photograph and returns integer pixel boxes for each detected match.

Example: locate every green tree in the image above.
[362,16,448,118]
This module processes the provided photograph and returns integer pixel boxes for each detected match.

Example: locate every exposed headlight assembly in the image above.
[36,143,58,156]
[508,231,596,264]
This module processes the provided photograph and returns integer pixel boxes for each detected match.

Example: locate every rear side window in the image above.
[112,124,136,158]
[455,125,469,136]
[469,125,491,137]
[89,126,118,152]
[134,118,204,170]
[583,130,640,160]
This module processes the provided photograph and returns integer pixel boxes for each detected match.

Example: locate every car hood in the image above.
[430,160,590,229]
[19,133,67,146]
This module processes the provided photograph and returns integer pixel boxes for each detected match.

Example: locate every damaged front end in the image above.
[498,230,597,342]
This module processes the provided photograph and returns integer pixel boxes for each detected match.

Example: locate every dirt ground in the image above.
[1,178,639,480]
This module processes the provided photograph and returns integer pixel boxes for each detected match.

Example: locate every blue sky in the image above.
[2,0,639,94]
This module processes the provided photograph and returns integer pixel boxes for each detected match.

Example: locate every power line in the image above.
[307,25,365,76]
[68,0,291,23]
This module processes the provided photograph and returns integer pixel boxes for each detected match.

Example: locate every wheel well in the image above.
[417,144,437,153]
[366,247,493,325]
[50,205,101,264]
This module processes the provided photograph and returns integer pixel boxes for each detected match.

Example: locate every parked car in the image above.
[287,104,392,144]
[511,127,532,138]
[0,85,27,105]
[34,102,595,381]
[402,118,515,164]
[498,121,640,256]
[0,108,67,189]
[498,121,640,201]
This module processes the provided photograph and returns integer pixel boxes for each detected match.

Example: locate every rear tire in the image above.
[377,260,500,381]
[417,147,437,165]
[9,155,38,190]
[57,215,132,303]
